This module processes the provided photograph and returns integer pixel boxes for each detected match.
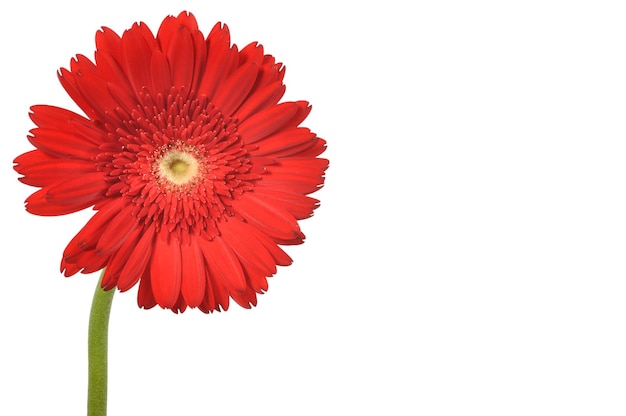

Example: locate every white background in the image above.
[2,0,626,414]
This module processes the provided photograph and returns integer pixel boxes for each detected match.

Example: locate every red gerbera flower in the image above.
[14,11,327,313]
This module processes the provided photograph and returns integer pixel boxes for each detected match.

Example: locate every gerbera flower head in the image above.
[14,12,327,313]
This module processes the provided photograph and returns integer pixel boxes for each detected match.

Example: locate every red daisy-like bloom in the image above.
[14,12,327,313]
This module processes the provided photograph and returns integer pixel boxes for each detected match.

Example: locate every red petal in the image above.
[219,219,276,276]
[156,12,199,52]
[15,156,95,187]
[258,54,286,86]
[157,12,206,93]
[29,106,104,144]
[251,67,285,108]
[61,199,124,273]
[171,293,188,314]
[244,224,293,266]
[173,11,200,31]
[239,101,310,144]
[156,15,179,53]
[180,237,206,307]
[25,174,106,216]
[46,172,107,205]
[267,157,329,177]
[118,224,156,291]
[137,268,157,310]
[28,128,98,160]
[28,128,100,160]
[212,61,258,116]
[95,205,138,256]
[234,81,285,122]
[283,101,312,131]
[101,224,142,289]
[248,127,317,157]
[199,265,230,313]
[58,67,99,120]
[67,55,121,119]
[239,42,264,65]
[14,149,52,165]
[62,249,108,276]
[197,23,237,98]
[121,23,157,93]
[231,287,258,309]
[261,157,329,194]
[231,192,302,243]
[165,24,194,93]
[150,233,182,308]
[297,137,327,158]
[252,188,320,220]
[197,235,246,292]
[149,50,172,96]
[238,102,300,144]
[259,169,326,195]
[95,27,123,67]
[106,82,140,115]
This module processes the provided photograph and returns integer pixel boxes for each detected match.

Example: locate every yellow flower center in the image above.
[159,151,199,185]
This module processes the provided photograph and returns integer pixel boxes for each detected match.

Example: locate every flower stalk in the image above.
[87,269,115,416]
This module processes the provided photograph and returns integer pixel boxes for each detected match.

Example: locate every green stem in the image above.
[87,269,115,416]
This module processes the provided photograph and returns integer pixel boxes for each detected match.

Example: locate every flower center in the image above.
[158,151,199,185]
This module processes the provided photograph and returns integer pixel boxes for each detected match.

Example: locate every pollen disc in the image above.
[158,150,199,185]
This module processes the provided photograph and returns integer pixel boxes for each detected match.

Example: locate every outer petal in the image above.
[29,105,105,143]
[258,158,328,195]
[46,172,107,206]
[58,68,99,120]
[61,199,124,275]
[219,219,276,275]
[243,223,293,266]
[238,101,311,144]
[199,264,230,313]
[66,55,123,120]
[180,237,206,307]
[219,219,276,293]
[238,42,264,66]
[197,234,246,292]
[137,268,157,310]
[231,192,303,243]
[149,50,172,97]
[251,188,320,220]
[95,204,139,256]
[95,27,123,68]
[238,102,299,144]
[231,286,258,309]
[27,128,101,160]
[164,23,194,93]
[118,224,156,291]
[234,81,285,122]
[196,23,238,99]
[101,224,143,289]
[23,179,106,217]
[14,150,95,187]
[150,233,182,308]
[248,127,317,157]
[212,61,258,116]
[157,12,206,94]
[121,22,158,94]
[156,12,200,55]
